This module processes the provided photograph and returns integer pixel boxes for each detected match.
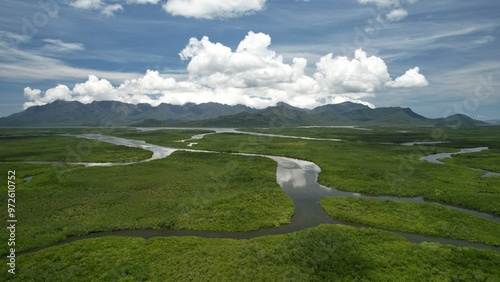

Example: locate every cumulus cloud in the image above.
[24,32,428,110]
[180,32,295,88]
[24,85,71,107]
[387,67,428,88]
[163,0,267,19]
[314,49,391,93]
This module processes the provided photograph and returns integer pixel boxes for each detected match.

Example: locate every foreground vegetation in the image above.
[0,151,293,254]
[7,225,500,281]
[321,197,500,246]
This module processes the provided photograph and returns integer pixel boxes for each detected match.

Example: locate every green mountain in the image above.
[433,114,487,127]
[311,102,370,114]
[0,100,486,127]
[0,100,257,126]
[341,107,428,124]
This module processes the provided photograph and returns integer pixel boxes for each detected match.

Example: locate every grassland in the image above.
[7,225,500,281]
[321,197,500,246]
[0,150,293,254]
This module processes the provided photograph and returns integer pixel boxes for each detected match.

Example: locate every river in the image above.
[19,131,500,255]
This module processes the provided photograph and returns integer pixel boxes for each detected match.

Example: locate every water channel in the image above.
[19,131,500,255]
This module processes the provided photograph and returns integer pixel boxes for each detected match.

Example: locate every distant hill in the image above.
[0,101,257,126]
[185,105,322,127]
[485,119,500,124]
[311,102,370,114]
[341,107,428,124]
[433,114,487,127]
[0,100,486,127]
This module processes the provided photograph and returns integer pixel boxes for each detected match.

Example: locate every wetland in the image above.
[1,125,499,280]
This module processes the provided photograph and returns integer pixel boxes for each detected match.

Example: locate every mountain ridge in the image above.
[0,100,486,127]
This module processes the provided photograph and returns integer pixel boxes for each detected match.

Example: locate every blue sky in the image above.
[1,0,499,120]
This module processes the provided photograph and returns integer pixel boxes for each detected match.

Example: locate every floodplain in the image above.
[1,125,499,281]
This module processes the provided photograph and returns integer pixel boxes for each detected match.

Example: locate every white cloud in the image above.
[23,87,42,101]
[70,0,102,10]
[314,49,391,93]
[387,67,428,88]
[357,0,416,7]
[69,0,122,16]
[23,32,427,110]
[357,0,415,23]
[163,0,267,19]
[42,39,85,52]
[24,85,72,108]
[101,4,123,16]
[357,0,400,8]
[386,8,408,22]
[127,0,160,4]
[180,32,294,88]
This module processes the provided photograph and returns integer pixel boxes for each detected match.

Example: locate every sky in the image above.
[0,0,499,120]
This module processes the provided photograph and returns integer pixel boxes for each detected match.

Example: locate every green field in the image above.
[1,126,499,280]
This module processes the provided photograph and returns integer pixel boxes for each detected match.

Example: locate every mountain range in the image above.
[0,100,485,127]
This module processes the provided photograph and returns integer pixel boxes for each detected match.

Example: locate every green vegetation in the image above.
[239,125,500,148]
[0,135,152,162]
[321,197,500,246]
[2,126,499,280]
[106,128,214,148]
[0,151,293,254]
[445,148,500,172]
[7,225,500,281]
[240,126,437,143]
[192,130,500,215]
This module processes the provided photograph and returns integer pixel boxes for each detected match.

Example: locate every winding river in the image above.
[19,131,500,255]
